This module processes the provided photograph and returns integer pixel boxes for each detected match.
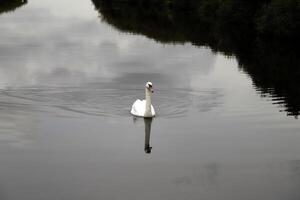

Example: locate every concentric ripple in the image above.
[0,86,223,119]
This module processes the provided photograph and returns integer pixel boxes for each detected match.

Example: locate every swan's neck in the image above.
[145,88,152,117]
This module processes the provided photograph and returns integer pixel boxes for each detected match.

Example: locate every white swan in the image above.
[131,82,156,118]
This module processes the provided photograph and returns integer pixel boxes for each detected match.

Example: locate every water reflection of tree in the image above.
[92,0,300,118]
[238,42,300,118]
[0,0,27,14]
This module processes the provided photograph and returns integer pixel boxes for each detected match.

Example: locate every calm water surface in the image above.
[0,0,300,200]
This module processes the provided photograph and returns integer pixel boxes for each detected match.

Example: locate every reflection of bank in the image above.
[133,117,153,154]
[92,0,300,119]
[0,0,27,14]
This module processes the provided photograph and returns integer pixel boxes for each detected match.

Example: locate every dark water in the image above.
[0,0,300,200]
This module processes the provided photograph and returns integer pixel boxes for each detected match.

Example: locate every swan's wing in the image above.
[131,99,146,117]
[151,105,156,116]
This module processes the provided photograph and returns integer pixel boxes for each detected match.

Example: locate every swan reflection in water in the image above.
[144,118,153,154]
[133,117,153,154]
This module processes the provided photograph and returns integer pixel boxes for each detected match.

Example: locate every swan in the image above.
[131,82,156,118]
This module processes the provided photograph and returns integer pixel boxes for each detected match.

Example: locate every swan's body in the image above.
[131,82,156,118]
[131,99,156,117]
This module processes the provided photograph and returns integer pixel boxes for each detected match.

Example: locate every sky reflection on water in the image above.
[0,1,300,200]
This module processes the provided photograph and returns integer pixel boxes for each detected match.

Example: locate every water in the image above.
[0,0,300,199]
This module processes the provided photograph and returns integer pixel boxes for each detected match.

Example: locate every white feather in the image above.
[131,99,155,117]
[131,82,156,117]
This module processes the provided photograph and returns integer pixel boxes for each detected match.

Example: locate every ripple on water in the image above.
[0,87,223,119]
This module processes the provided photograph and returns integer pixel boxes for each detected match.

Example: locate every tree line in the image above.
[0,0,27,14]
[93,0,299,40]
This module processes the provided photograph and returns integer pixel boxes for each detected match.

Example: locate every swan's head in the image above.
[146,82,154,93]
